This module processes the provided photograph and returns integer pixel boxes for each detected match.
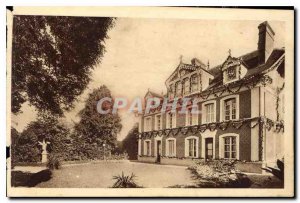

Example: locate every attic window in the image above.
[227,66,237,81]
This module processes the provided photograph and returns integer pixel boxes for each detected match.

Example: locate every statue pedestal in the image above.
[41,151,48,163]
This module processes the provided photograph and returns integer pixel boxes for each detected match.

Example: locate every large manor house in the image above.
[137,21,285,173]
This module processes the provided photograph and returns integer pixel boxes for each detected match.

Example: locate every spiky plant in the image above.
[112,172,139,188]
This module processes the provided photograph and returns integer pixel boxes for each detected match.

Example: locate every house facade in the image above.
[137,21,285,173]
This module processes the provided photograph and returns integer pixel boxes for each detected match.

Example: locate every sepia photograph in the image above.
[6,7,294,197]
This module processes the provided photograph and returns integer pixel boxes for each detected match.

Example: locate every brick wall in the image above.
[215,125,251,161]
[140,89,253,161]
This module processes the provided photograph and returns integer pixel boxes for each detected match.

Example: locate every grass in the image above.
[36,162,195,188]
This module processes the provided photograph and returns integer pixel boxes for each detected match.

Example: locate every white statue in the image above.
[38,139,50,163]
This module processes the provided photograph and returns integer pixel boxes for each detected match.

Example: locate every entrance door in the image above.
[205,138,213,160]
[156,140,162,163]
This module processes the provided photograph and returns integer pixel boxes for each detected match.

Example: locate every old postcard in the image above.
[6,7,294,197]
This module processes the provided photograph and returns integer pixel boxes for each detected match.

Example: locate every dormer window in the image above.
[175,81,182,96]
[191,74,199,92]
[169,84,174,99]
[180,70,186,77]
[222,55,247,84]
[227,66,237,80]
[183,78,190,95]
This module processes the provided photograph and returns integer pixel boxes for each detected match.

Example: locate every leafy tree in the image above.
[122,124,139,160]
[12,117,71,163]
[73,85,122,160]
[12,126,40,163]
[11,15,115,116]
[11,128,21,167]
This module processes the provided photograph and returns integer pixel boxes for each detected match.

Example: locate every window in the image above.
[202,101,216,124]
[144,117,152,132]
[188,139,197,157]
[227,66,237,81]
[166,138,176,157]
[205,103,215,123]
[169,84,174,99]
[224,137,236,159]
[183,78,190,95]
[175,81,182,97]
[185,136,199,158]
[224,98,236,120]
[144,140,151,156]
[186,109,198,126]
[220,95,239,121]
[219,134,239,160]
[155,114,162,130]
[191,74,199,92]
[167,112,176,129]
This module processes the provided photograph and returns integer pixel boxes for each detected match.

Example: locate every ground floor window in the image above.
[185,136,198,158]
[188,139,197,157]
[166,138,176,157]
[224,136,236,159]
[144,140,151,156]
[219,134,239,160]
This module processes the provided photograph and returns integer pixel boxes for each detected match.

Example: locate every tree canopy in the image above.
[73,85,122,159]
[11,117,71,163]
[122,124,139,160]
[11,15,115,116]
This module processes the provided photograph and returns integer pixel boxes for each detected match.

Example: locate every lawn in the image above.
[36,161,195,188]
[35,161,283,188]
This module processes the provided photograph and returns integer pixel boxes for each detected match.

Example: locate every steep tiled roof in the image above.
[206,48,285,90]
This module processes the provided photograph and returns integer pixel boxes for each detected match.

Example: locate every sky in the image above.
[12,18,285,140]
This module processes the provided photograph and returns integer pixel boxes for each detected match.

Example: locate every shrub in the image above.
[188,160,251,188]
[112,172,140,188]
[47,154,61,170]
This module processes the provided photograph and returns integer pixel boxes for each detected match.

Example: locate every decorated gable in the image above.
[222,55,247,84]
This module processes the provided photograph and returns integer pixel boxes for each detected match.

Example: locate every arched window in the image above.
[190,74,199,92]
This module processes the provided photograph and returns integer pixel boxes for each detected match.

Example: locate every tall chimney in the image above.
[257,21,275,64]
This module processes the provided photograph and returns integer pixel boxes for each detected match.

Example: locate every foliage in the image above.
[11,128,20,168]
[47,153,61,170]
[11,127,40,163]
[72,86,122,160]
[12,116,72,163]
[188,160,251,188]
[112,172,140,188]
[105,153,129,160]
[12,15,115,116]
[122,124,139,160]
